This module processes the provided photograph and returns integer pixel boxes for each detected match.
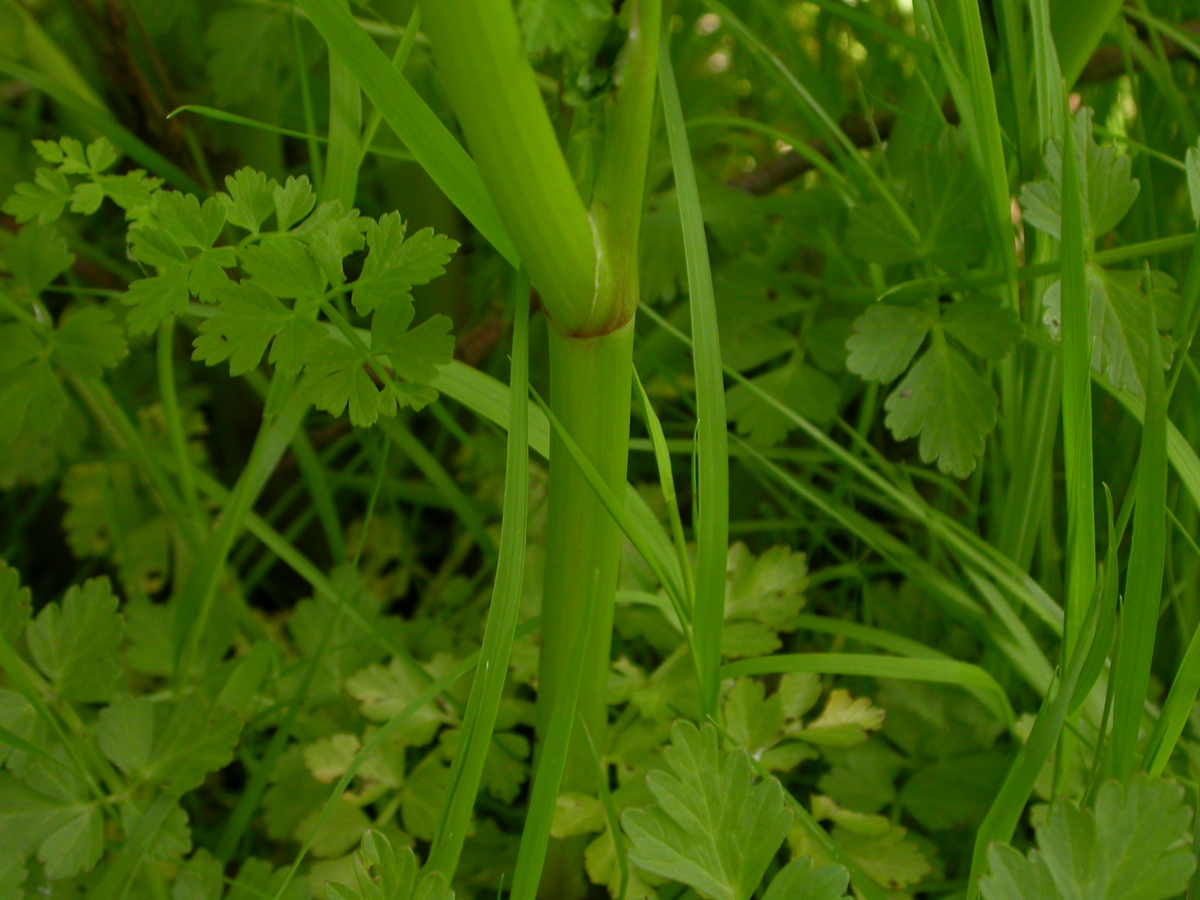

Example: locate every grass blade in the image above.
[1110,277,1169,778]
[723,653,1014,726]
[966,559,1116,899]
[320,0,362,207]
[1057,104,1097,662]
[659,38,728,718]
[426,273,531,880]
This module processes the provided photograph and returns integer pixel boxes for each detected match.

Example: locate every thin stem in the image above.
[157,318,202,526]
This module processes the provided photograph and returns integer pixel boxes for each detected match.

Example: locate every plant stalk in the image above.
[537,321,635,775]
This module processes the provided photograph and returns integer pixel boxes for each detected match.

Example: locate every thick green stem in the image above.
[535,321,634,898]
[537,321,635,772]
[419,0,596,332]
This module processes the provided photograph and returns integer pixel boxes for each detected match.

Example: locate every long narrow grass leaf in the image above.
[659,39,728,717]
[1111,280,1169,778]
[426,273,531,880]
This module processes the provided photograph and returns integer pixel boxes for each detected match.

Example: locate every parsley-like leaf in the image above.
[980,775,1196,900]
[326,829,455,900]
[96,693,241,794]
[622,720,793,900]
[2,168,73,224]
[884,339,998,478]
[0,324,68,445]
[240,236,327,300]
[941,298,1024,360]
[219,168,278,233]
[845,129,986,272]
[845,304,931,383]
[54,307,128,377]
[192,280,324,377]
[726,360,839,444]
[516,0,611,61]
[24,577,123,703]
[352,215,459,315]
[0,753,104,880]
[3,224,73,296]
[723,543,808,659]
[762,857,850,900]
[274,175,317,232]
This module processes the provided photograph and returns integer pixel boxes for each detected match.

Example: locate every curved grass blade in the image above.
[722,653,1014,726]
[168,105,416,161]
[965,551,1117,899]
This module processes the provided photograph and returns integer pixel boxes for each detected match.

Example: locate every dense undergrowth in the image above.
[2,0,1200,898]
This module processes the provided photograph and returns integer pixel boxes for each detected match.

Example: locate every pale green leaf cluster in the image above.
[2,138,461,429]
[0,571,245,892]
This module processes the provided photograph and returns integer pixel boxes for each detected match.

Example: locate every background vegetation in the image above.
[2,0,1200,898]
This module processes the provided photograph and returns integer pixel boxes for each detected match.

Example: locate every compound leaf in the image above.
[980,775,1195,900]
[1042,265,1177,396]
[220,168,278,233]
[622,720,793,900]
[96,693,241,794]
[351,215,459,315]
[1019,108,1139,243]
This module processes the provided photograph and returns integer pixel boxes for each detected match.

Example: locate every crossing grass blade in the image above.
[429,360,685,601]
[912,0,1018,301]
[531,390,690,628]
[425,273,531,881]
[659,39,728,718]
[723,654,1014,726]
[293,0,519,266]
[640,305,1064,643]
[790,614,1017,718]
[634,368,696,610]
[167,106,416,161]
[508,593,593,900]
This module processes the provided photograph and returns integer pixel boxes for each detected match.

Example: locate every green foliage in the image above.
[622,720,794,900]
[1020,107,1175,396]
[4,139,459,428]
[846,298,1021,476]
[979,776,1196,900]
[5,6,1200,900]
[326,831,454,900]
